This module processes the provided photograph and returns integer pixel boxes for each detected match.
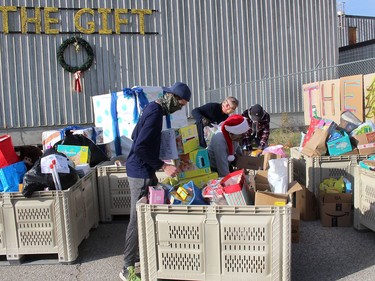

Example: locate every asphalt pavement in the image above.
[1,217,375,281]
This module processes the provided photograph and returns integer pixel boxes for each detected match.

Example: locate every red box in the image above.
[0,135,19,168]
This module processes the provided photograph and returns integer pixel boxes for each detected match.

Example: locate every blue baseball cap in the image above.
[162,82,191,102]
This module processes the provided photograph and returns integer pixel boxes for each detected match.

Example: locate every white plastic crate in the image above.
[137,200,291,281]
[354,166,375,231]
[1,169,99,264]
[290,147,368,196]
[0,193,5,256]
[96,165,168,222]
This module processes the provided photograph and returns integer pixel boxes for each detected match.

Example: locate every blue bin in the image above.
[0,161,27,192]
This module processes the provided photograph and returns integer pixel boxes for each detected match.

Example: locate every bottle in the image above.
[312,105,318,118]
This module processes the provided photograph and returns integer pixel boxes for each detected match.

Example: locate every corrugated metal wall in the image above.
[338,15,375,47]
[0,0,338,130]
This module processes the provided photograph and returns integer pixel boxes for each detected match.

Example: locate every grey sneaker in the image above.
[119,266,141,281]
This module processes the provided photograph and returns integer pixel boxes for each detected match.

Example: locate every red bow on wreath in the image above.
[74,71,82,93]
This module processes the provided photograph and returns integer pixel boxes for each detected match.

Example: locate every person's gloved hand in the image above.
[201,117,211,127]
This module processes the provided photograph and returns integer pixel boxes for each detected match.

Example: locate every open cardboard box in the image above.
[235,155,264,171]
[295,184,318,221]
[255,180,303,206]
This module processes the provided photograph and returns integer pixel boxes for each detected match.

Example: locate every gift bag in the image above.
[220,169,249,205]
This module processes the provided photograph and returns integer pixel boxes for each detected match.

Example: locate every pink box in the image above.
[149,186,165,204]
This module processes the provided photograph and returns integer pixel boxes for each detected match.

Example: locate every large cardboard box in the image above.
[236,155,264,171]
[295,184,318,221]
[255,181,303,206]
[319,192,352,227]
[353,132,375,155]
[291,208,300,243]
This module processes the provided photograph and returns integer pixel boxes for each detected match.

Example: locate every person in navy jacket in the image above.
[120,82,191,281]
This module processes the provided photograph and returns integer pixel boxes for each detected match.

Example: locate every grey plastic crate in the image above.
[354,166,375,231]
[97,165,168,222]
[290,147,368,196]
[1,169,98,264]
[137,200,291,281]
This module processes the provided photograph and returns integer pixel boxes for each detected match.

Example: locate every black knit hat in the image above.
[249,104,264,122]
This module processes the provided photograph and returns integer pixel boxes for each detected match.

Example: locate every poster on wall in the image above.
[363,73,375,123]
[340,75,364,122]
[303,82,320,125]
[319,79,341,124]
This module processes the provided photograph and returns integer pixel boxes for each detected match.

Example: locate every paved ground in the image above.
[1,218,375,281]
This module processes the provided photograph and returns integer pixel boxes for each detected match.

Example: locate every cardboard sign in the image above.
[319,79,341,124]
[303,82,320,125]
[364,73,375,123]
[340,75,364,122]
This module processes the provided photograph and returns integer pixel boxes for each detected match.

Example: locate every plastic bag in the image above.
[267,158,288,194]
[22,148,79,198]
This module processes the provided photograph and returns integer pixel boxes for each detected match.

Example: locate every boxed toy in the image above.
[175,125,199,154]
[176,148,211,179]
[327,131,352,156]
[149,186,165,204]
[178,172,219,189]
[57,145,90,165]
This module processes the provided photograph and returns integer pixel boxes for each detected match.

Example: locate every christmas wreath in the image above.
[57,37,94,73]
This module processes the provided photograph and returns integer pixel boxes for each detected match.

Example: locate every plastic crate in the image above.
[137,200,291,281]
[354,166,375,231]
[0,169,99,264]
[0,193,5,256]
[96,165,168,222]
[290,147,368,196]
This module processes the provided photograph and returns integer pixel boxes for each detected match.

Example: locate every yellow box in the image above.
[175,125,199,154]
[57,145,90,165]
[179,172,219,189]
[177,186,189,200]
[176,148,211,179]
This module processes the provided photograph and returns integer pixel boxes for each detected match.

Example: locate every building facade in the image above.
[0,0,338,145]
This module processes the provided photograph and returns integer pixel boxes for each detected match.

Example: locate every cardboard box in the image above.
[175,125,199,154]
[57,145,90,165]
[236,155,264,171]
[255,181,303,206]
[176,149,211,179]
[319,192,352,227]
[291,208,300,243]
[254,170,270,191]
[327,131,352,156]
[0,135,19,168]
[353,132,375,155]
[295,185,318,221]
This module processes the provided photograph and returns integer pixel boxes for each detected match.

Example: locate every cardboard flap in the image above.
[301,128,329,157]
[287,181,303,195]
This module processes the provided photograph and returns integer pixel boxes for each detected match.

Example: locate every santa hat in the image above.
[222,114,250,162]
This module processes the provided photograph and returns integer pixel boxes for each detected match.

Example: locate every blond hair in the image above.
[223,96,239,109]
